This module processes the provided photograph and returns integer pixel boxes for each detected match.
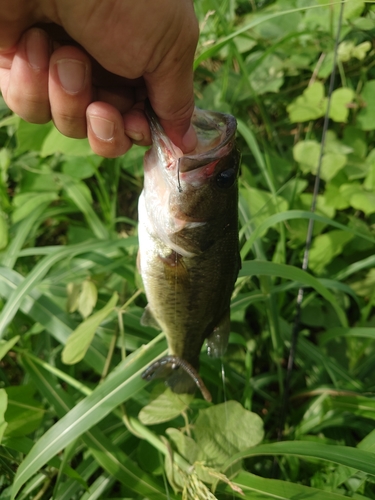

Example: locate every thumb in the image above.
[144,12,198,153]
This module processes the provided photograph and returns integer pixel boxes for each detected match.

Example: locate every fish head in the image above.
[143,105,240,254]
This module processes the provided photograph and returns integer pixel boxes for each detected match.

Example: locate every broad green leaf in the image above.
[222,441,375,477]
[293,140,320,173]
[239,260,348,327]
[352,41,371,60]
[0,113,19,128]
[240,186,288,227]
[66,282,81,313]
[248,53,284,95]
[12,337,169,499]
[194,401,264,467]
[309,230,354,274]
[343,0,365,20]
[350,190,375,215]
[166,428,200,464]
[62,292,118,364]
[324,184,350,210]
[0,335,19,361]
[357,80,375,130]
[139,388,193,425]
[287,82,325,122]
[61,156,100,179]
[41,127,93,157]
[0,388,8,443]
[338,41,356,62]
[329,88,355,122]
[78,280,98,318]
[325,155,345,180]
[329,87,355,123]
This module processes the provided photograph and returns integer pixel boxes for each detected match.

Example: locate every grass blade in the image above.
[62,177,109,240]
[227,470,353,499]
[240,260,348,327]
[240,210,375,259]
[0,239,133,338]
[0,203,50,269]
[12,337,169,498]
[320,327,375,345]
[21,354,175,499]
[223,441,375,477]
[194,2,344,68]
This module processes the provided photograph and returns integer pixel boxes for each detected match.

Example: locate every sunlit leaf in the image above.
[329,88,355,122]
[78,280,98,318]
[309,230,354,274]
[41,127,93,157]
[139,388,193,425]
[194,401,264,467]
[62,292,118,364]
[287,82,325,122]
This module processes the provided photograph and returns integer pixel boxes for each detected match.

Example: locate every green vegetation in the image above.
[1,0,375,498]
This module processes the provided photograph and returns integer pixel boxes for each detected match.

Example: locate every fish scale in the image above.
[138,104,241,397]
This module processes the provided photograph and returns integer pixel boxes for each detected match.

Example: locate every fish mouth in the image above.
[145,101,237,174]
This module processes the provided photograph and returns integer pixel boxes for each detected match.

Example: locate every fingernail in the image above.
[88,115,114,141]
[182,124,197,152]
[126,130,144,142]
[26,30,48,70]
[56,59,86,94]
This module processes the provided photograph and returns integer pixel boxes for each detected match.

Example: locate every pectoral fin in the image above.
[141,305,161,330]
[206,310,231,358]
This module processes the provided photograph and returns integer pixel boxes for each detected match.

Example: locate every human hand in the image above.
[0,0,198,157]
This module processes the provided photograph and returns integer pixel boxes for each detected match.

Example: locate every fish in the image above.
[137,103,241,399]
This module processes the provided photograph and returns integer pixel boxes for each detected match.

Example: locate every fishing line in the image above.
[276,0,345,443]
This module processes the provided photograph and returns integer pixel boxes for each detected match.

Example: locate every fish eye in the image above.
[216,167,236,189]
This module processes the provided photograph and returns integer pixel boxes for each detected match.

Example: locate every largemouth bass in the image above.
[138,104,240,398]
